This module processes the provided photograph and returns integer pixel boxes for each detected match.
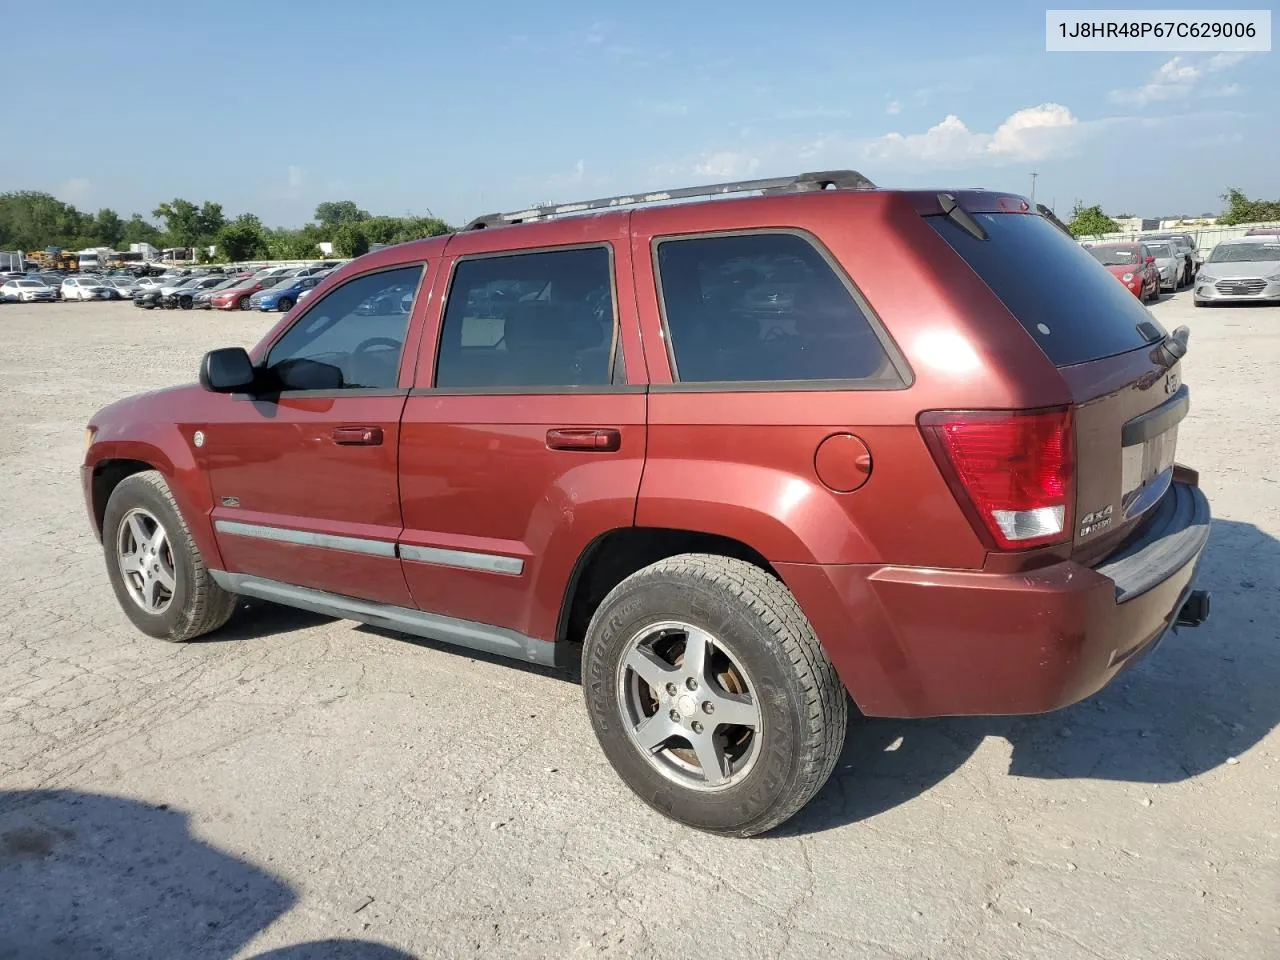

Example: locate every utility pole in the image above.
[1030,171,1039,205]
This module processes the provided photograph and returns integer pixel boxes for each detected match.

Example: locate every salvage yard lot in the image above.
[1,296,1277,959]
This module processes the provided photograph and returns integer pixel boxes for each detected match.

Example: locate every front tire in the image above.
[102,471,237,642]
[180,295,193,310]
[277,296,294,312]
[238,295,251,311]
[582,554,847,837]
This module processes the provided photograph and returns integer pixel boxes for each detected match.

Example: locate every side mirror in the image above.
[1145,256,1155,265]
[200,347,256,393]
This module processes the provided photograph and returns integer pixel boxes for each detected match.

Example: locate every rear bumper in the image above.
[779,479,1211,718]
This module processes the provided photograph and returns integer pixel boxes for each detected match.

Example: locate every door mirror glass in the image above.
[272,357,344,391]
[200,347,256,393]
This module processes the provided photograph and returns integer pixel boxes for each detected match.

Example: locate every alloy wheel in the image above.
[116,507,177,614]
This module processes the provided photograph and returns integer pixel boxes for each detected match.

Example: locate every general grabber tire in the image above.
[102,470,237,642]
[582,554,847,837]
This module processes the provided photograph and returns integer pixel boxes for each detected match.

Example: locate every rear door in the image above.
[397,217,648,645]
[928,210,1182,562]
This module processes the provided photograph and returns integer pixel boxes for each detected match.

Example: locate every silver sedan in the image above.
[1193,239,1280,306]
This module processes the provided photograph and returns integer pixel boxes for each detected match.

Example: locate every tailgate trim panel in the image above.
[1121,384,1189,446]
[1096,480,1210,602]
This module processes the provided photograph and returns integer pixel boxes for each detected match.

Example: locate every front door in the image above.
[398,224,648,647]
[199,263,430,607]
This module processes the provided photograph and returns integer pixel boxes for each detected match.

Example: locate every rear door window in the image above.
[929,213,1162,367]
[654,231,901,385]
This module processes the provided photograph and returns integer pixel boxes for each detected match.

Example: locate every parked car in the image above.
[194,277,250,310]
[1243,227,1280,237]
[35,273,67,296]
[209,276,283,311]
[1084,242,1161,301]
[1140,240,1183,292]
[1142,233,1200,281]
[1192,237,1280,306]
[81,172,1211,837]
[102,277,140,300]
[62,277,112,301]
[251,274,324,312]
[1,278,58,302]
[163,274,232,309]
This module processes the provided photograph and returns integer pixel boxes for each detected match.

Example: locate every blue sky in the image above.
[1,0,1274,226]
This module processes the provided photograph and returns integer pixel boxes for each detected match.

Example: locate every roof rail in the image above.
[463,169,877,230]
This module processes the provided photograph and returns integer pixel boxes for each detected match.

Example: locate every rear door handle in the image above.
[546,428,621,452]
[331,426,384,446]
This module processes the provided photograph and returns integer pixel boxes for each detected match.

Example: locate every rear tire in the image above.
[582,554,847,837]
[102,471,237,643]
[277,296,294,312]
[180,295,193,310]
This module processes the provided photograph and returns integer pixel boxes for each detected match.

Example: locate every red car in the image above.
[1085,242,1161,302]
[82,172,1211,836]
[209,275,279,311]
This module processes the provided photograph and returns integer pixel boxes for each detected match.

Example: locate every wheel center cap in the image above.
[676,694,697,718]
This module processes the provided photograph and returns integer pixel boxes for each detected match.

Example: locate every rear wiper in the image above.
[938,193,988,241]
[1153,325,1190,368]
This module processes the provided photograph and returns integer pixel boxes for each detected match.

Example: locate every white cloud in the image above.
[694,151,761,178]
[679,102,1087,180]
[863,103,1081,166]
[885,99,902,115]
[1109,53,1249,106]
[59,177,92,204]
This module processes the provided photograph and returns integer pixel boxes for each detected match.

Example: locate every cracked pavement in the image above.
[0,296,1277,959]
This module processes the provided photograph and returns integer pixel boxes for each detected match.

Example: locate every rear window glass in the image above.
[654,231,900,385]
[928,213,1161,367]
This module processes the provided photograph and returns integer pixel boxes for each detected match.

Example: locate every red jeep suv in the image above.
[82,171,1211,836]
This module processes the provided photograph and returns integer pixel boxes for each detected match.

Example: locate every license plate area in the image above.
[1121,425,1177,519]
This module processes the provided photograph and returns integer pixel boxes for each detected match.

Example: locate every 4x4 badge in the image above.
[1079,504,1113,537]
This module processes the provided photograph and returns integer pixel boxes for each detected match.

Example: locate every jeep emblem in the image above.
[193,430,205,448]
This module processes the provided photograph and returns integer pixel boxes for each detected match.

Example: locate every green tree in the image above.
[197,201,226,240]
[315,200,370,230]
[214,214,268,261]
[1067,202,1120,239]
[93,208,125,247]
[152,198,202,247]
[121,214,163,248]
[332,222,370,258]
[1219,187,1280,226]
[393,216,452,242]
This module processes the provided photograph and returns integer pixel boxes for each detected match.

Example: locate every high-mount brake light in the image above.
[919,408,1075,550]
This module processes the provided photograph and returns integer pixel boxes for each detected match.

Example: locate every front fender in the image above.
[634,460,874,565]
[85,428,223,571]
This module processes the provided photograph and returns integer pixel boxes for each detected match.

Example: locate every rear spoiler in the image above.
[1037,203,1073,238]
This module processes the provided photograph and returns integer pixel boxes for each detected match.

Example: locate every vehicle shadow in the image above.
[198,597,334,644]
[782,516,1279,836]
[0,789,417,960]
[355,624,583,685]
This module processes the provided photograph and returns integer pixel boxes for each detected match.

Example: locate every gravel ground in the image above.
[0,293,1277,960]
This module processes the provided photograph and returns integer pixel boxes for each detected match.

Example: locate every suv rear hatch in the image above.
[925,201,1188,565]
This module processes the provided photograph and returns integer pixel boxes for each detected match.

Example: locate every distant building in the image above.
[1113,217,1160,233]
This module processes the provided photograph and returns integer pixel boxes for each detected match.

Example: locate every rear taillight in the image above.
[919,407,1074,550]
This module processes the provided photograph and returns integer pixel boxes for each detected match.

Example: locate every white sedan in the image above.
[62,277,113,301]
[1,279,59,302]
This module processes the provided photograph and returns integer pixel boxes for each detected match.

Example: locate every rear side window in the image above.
[435,247,617,389]
[654,232,899,385]
[929,213,1161,367]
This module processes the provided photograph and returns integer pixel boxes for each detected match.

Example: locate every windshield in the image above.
[930,212,1160,367]
[1087,246,1141,266]
[1208,243,1280,263]
[1145,243,1173,257]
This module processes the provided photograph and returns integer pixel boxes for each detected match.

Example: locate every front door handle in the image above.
[546,428,621,452]
[331,426,383,446]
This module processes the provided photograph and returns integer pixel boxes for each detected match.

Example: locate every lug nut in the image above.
[691,721,704,734]
[702,701,714,714]
[665,682,678,696]
[685,678,698,691]
[668,709,680,723]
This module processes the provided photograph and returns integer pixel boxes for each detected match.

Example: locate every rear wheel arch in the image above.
[556,526,780,647]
